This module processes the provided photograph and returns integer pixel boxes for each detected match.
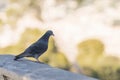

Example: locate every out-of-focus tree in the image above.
[76,39,104,67]
[97,56,120,80]
[75,39,104,78]
[75,38,120,80]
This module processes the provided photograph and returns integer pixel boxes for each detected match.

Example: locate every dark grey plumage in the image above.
[14,30,54,62]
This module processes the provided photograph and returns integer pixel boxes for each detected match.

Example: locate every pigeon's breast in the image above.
[37,40,48,51]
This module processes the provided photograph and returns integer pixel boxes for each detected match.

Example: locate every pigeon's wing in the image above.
[24,41,48,55]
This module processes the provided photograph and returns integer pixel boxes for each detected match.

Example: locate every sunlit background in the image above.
[0,0,120,80]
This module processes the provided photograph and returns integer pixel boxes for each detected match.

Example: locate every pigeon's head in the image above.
[46,30,54,36]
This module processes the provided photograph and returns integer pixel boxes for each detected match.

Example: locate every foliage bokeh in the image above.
[76,39,120,80]
[0,0,120,80]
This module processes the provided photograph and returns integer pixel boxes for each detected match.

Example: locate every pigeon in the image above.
[14,30,54,62]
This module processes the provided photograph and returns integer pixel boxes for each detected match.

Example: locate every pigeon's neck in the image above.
[39,33,51,42]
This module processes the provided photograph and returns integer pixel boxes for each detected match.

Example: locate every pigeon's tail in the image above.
[14,53,25,60]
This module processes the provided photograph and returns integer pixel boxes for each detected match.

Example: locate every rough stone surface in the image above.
[0,54,98,80]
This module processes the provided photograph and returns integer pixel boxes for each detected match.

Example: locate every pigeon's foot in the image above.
[14,55,22,61]
[35,61,44,64]
[14,57,18,61]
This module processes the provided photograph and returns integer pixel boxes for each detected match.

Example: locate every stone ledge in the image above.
[0,54,98,80]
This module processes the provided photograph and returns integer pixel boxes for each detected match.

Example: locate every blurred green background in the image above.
[0,0,120,80]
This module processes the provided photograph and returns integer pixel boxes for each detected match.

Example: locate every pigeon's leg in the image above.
[34,54,44,63]
[34,55,40,62]
[35,58,39,62]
